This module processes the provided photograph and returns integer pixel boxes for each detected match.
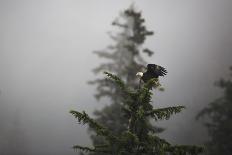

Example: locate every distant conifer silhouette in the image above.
[197,67,232,155]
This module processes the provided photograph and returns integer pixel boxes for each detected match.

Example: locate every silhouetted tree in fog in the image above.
[197,67,232,155]
[88,6,164,154]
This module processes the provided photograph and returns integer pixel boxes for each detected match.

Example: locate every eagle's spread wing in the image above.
[147,64,167,77]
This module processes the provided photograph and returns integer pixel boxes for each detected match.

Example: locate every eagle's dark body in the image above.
[141,64,167,83]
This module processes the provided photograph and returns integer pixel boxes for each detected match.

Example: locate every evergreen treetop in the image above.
[71,72,204,155]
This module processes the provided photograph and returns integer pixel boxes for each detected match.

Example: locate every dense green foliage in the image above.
[196,67,232,155]
[88,6,163,151]
[71,72,203,155]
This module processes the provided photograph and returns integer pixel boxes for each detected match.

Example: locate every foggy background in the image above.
[0,0,232,154]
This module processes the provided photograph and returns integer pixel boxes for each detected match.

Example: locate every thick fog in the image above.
[0,0,232,155]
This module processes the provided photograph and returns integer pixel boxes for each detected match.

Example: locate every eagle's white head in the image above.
[136,72,143,78]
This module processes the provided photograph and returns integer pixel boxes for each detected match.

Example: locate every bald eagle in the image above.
[136,64,167,83]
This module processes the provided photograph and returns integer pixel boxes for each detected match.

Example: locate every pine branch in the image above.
[146,106,185,120]
[165,145,204,155]
[149,136,204,154]
[73,145,110,154]
[112,21,128,28]
[93,50,116,60]
[151,135,171,146]
[94,144,110,149]
[104,72,127,92]
[143,48,154,56]
[70,110,117,142]
[73,145,95,152]
[196,98,223,120]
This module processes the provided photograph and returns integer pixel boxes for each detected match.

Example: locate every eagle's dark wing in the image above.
[147,64,167,77]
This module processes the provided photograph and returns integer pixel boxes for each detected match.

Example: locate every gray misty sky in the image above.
[0,0,232,155]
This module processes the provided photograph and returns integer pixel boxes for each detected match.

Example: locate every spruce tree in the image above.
[196,67,232,155]
[70,72,203,155]
[88,6,163,151]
